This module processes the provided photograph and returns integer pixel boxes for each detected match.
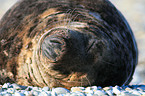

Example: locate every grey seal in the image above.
[0,0,138,89]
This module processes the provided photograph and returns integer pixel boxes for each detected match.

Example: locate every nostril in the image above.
[42,42,57,61]
[41,37,62,62]
[50,39,62,44]
[40,28,87,63]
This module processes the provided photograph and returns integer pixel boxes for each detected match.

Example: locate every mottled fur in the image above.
[0,0,138,89]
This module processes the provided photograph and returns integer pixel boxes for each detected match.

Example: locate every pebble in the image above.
[38,91,51,96]
[0,83,145,96]
[125,87,132,91]
[23,91,33,96]
[94,90,107,95]
[86,93,94,96]
[7,88,15,94]
[42,86,50,91]
[4,93,12,96]
[106,90,114,96]
[85,87,94,94]
[32,86,41,91]
[11,83,23,90]
[32,90,40,96]
[2,83,11,88]
[120,91,135,96]
[113,85,121,95]
[131,90,142,95]
[70,91,86,96]
[14,92,25,96]
[71,87,85,92]
[52,87,70,95]
[103,87,111,91]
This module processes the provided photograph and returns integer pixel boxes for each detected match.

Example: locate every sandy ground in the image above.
[0,0,145,84]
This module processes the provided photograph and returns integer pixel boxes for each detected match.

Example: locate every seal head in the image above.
[0,0,138,89]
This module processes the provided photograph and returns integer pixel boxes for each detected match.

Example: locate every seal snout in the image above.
[41,28,87,64]
[41,35,65,62]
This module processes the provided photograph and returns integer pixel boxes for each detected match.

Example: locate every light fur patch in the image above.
[40,8,59,18]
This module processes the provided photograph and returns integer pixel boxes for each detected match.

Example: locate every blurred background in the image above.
[0,0,145,85]
[110,0,145,84]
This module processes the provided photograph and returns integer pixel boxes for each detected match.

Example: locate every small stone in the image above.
[86,93,94,96]
[63,93,71,96]
[14,92,25,96]
[139,91,145,95]
[91,86,98,90]
[94,90,107,95]
[20,90,27,93]
[121,91,134,96]
[45,91,52,95]
[19,85,28,90]
[0,91,7,95]
[70,91,86,96]
[42,86,50,91]
[85,87,94,94]
[24,91,33,96]
[2,83,11,88]
[57,94,66,96]
[11,83,22,90]
[113,86,121,95]
[125,87,132,91]
[38,91,51,96]
[132,90,142,95]
[32,87,41,91]
[71,87,85,92]
[106,90,114,96]
[52,87,70,95]
[32,90,40,96]
[4,93,12,96]
[7,88,15,94]
[103,87,111,91]
[89,86,102,94]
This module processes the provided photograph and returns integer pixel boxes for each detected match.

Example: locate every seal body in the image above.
[0,0,138,89]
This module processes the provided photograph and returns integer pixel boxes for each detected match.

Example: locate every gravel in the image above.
[0,83,145,96]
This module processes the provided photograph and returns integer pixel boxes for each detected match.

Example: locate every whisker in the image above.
[67,8,77,26]
[64,9,72,28]
[99,59,118,66]
[72,14,81,22]
[85,75,91,86]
